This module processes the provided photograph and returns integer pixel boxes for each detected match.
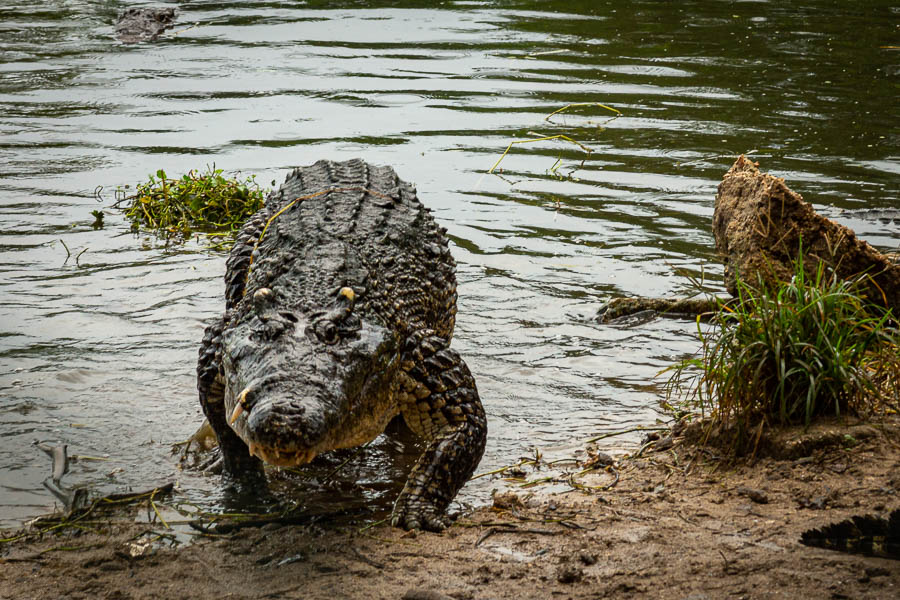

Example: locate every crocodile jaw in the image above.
[247,443,317,467]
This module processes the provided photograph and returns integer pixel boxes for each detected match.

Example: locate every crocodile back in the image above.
[236,159,457,340]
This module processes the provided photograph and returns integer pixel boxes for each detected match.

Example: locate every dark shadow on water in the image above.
[210,417,421,522]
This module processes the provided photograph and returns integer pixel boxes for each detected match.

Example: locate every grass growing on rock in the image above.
[117,166,266,242]
[666,253,900,452]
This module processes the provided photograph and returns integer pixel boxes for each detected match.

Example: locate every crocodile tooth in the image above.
[248,442,259,458]
[228,386,253,424]
[228,402,245,425]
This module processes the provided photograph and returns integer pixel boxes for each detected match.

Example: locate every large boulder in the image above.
[713,155,900,312]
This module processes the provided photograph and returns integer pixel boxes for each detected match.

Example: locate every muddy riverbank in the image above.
[3,416,899,600]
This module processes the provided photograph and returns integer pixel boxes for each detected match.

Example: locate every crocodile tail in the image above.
[800,509,900,560]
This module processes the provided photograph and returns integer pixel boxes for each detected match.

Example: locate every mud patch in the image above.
[2,416,899,599]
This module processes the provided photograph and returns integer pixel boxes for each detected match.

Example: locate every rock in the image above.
[713,155,900,311]
[115,7,177,43]
[582,450,615,469]
[735,486,769,504]
[491,490,525,510]
[653,435,674,452]
[556,565,583,584]
[403,591,455,600]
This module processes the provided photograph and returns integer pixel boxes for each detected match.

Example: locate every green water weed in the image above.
[117,166,266,242]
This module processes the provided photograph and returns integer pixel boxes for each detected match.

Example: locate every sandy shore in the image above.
[2,416,899,600]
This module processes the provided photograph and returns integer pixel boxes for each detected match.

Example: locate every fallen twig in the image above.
[59,239,71,264]
[488,133,592,174]
[544,102,621,123]
[568,466,619,492]
[348,545,385,569]
[475,525,558,547]
[586,426,668,444]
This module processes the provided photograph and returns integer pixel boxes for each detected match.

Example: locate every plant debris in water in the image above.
[116,166,266,243]
[665,251,900,451]
[487,102,620,176]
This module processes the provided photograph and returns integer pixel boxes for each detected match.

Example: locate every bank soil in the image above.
[2,417,899,600]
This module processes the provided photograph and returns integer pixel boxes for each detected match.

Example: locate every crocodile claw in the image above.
[391,506,450,533]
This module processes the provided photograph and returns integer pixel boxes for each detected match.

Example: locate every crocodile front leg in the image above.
[393,331,487,531]
[198,314,264,480]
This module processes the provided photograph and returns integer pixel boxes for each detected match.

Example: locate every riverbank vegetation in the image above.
[666,253,900,453]
[116,166,266,242]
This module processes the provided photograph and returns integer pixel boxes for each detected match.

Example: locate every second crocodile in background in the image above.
[196,159,487,531]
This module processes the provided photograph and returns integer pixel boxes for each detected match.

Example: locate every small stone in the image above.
[654,435,674,451]
[736,486,769,504]
[491,491,524,510]
[865,567,891,578]
[402,591,455,600]
[556,565,583,584]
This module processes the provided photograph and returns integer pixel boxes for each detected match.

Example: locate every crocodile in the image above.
[196,159,487,531]
[115,7,176,43]
[801,509,900,560]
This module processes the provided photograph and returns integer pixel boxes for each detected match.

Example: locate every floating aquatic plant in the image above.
[117,166,267,242]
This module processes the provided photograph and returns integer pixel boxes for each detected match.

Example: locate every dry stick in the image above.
[357,518,389,534]
[632,439,661,459]
[519,476,555,489]
[488,134,593,174]
[586,426,668,444]
[470,458,538,481]
[59,239,71,264]
[196,507,367,534]
[348,545,385,570]
[167,22,200,37]
[544,102,621,122]
[525,49,567,58]
[475,525,558,547]
[71,455,113,462]
[148,491,170,530]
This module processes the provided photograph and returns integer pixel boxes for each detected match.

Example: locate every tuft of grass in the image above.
[665,251,900,450]
[117,166,266,241]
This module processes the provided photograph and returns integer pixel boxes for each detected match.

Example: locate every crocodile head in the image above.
[220,286,398,467]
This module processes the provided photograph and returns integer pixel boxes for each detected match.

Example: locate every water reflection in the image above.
[0,0,897,527]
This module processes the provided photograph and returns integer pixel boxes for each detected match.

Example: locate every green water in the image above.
[0,0,897,526]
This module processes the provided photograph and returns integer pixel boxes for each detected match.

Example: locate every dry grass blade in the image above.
[488,134,593,174]
[544,102,621,123]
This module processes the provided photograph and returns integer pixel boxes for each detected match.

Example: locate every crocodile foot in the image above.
[390,497,452,532]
